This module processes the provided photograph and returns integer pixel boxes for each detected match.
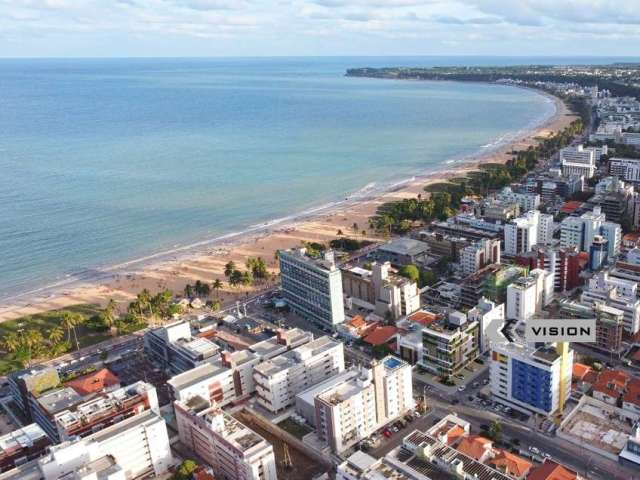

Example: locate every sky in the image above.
[1,0,640,58]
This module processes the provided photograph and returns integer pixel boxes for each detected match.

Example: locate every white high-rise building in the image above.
[313,356,413,454]
[167,361,237,408]
[459,238,501,276]
[468,297,506,353]
[560,207,621,258]
[506,269,553,322]
[581,272,640,335]
[496,186,540,212]
[561,145,597,178]
[504,211,539,256]
[490,342,572,415]
[279,248,345,328]
[174,398,277,480]
[4,411,174,480]
[609,157,640,183]
[253,336,345,413]
[537,213,554,246]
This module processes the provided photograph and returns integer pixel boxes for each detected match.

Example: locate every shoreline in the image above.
[0,87,576,322]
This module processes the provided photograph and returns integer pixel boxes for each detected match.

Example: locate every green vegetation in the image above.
[301,241,326,257]
[329,238,372,251]
[398,264,420,283]
[0,304,107,374]
[368,114,585,235]
[488,420,503,442]
[277,417,313,439]
[171,459,199,480]
[224,260,253,288]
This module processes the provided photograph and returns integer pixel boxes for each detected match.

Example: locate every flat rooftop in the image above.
[379,238,429,256]
[36,387,83,415]
[0,424,47,456]
[296,370,359,407]
[254,335,339,377]
[167,361,229,391]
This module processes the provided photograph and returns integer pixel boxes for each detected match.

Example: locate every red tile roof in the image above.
[363,326,398,346]
[446,425,465,445]
[572,363,591,381]
[408,311,439,326]
[65,368,120,396]
[527,460,580,480]
[457,435,492,461]
[623,378,640,407]
[592,369,630,399]
[488,449,532,478]
[560,201,583,214]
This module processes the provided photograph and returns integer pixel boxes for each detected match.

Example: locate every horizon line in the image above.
[1,54,640,61]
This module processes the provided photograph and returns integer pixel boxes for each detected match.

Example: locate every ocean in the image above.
[0,56,565,299]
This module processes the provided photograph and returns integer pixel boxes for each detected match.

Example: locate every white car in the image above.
[458,386,466,392]
[529,447,540,455]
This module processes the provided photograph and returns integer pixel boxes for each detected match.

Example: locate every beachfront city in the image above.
[2,3,640,480]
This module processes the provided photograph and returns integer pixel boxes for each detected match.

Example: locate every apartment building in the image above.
[313,357,413,454]
[504,210,539,256]
[467,297,505,353]
[417,311,479,377]
[342,262,420,321]
[249,327,313,360]
[279,248,345,328]
[174,397,276,480]
[560,207,621,258]
[560,145,597,179]
[0,410,173,480]
[495,186,540,212]
[490,342,573,415]
[580,272,640,335]
[0,424,50,473]
[459,238,500,276]
[516,245,586,292]
[168,361,237,408]
[610,157,640,183]
[505,268,553,322]
[253,336,345,413]
[559,301,625,356]
[144,320,220,374]
[53,381,159,442]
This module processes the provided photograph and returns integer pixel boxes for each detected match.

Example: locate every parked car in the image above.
[383,430,392,438]
[458,386,466,392]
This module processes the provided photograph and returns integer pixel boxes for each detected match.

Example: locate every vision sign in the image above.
[525,319,596,343]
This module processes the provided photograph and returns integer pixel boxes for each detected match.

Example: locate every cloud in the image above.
[1,0,640,56]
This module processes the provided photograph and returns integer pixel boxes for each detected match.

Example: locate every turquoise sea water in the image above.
[0,57,560,299]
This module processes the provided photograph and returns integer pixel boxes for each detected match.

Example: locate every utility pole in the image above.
[282,443,293,469]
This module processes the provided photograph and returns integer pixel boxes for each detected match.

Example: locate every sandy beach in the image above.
[0,91,577,322]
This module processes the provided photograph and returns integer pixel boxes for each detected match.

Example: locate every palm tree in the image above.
[224,261,236,278]
[194,280,204,297]
[1,332,21,353]
[61,311,83,351]
[102,299,118,335]
[24,329,43,362]
[211,279,223,298]
[137,289,153,317]
[48,326,64,345]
